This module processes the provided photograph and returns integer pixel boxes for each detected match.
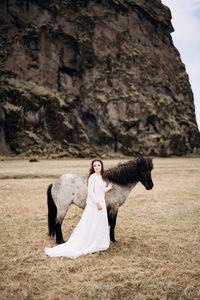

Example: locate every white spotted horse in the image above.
[47,157,154,244]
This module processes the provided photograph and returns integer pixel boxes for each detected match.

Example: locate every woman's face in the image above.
[93,161,102,174]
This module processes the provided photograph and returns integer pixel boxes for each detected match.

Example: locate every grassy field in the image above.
[0,158,199,300]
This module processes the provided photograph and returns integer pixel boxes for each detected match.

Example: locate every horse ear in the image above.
[148,158,153,170]
[137,157,145,166]
[138,157,153,170]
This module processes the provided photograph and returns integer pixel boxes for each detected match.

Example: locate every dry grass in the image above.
[0,158,199,300]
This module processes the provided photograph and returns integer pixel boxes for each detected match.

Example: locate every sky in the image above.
[161,0,200,130]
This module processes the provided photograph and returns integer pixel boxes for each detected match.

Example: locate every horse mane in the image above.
[145,157,153,171]
[104,157,153,186]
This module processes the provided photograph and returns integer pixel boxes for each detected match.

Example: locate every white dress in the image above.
[45,173,110,258]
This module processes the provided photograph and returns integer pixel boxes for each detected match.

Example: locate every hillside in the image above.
[0,0,199,157]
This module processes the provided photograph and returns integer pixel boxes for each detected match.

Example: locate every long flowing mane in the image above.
[104,157,153,186]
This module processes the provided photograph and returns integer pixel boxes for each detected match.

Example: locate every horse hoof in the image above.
[111,238,116,243]
[56,240,65,244]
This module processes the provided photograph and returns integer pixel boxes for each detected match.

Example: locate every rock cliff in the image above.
[0,0,199,157]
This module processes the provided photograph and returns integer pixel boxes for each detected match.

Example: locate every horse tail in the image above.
[47,184,57,237]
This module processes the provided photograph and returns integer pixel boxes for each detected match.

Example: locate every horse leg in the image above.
[55,205,73,244]
[107,208,118,242]
[47,183,70,244]
[55,221,65,244]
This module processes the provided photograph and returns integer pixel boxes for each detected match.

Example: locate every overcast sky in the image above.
[161,0,200,129]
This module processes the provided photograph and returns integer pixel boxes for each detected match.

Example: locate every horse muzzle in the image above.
[146,182,154,190]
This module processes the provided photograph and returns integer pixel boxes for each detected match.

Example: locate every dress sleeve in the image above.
[105,185,111,193]
[88,175,98,203]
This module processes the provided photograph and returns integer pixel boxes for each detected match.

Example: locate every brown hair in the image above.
[87,159,106,182]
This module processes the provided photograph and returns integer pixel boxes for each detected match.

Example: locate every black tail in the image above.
[47,184,57,237]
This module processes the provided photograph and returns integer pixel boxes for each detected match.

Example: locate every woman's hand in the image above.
[108,183,114,190]
[96,202,102,210]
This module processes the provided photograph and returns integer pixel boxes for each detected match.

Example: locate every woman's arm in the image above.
[88,175,102,210]
[105,182,114,192]
[88,175,98,203]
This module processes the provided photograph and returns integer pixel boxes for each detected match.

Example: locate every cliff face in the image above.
[0,0,199,157]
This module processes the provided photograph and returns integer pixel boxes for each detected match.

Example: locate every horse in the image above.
[47,157,154,244]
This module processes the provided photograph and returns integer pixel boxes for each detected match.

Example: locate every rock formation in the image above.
[0,0,199,157]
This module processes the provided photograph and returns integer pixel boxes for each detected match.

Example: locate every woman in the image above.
[45,159,113,258]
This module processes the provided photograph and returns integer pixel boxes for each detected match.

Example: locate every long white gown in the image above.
[45,173,110,258]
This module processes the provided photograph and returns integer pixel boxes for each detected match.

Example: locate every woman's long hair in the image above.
[87,159,106,182]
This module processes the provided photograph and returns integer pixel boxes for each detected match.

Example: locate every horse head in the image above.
[137,157,154,190]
